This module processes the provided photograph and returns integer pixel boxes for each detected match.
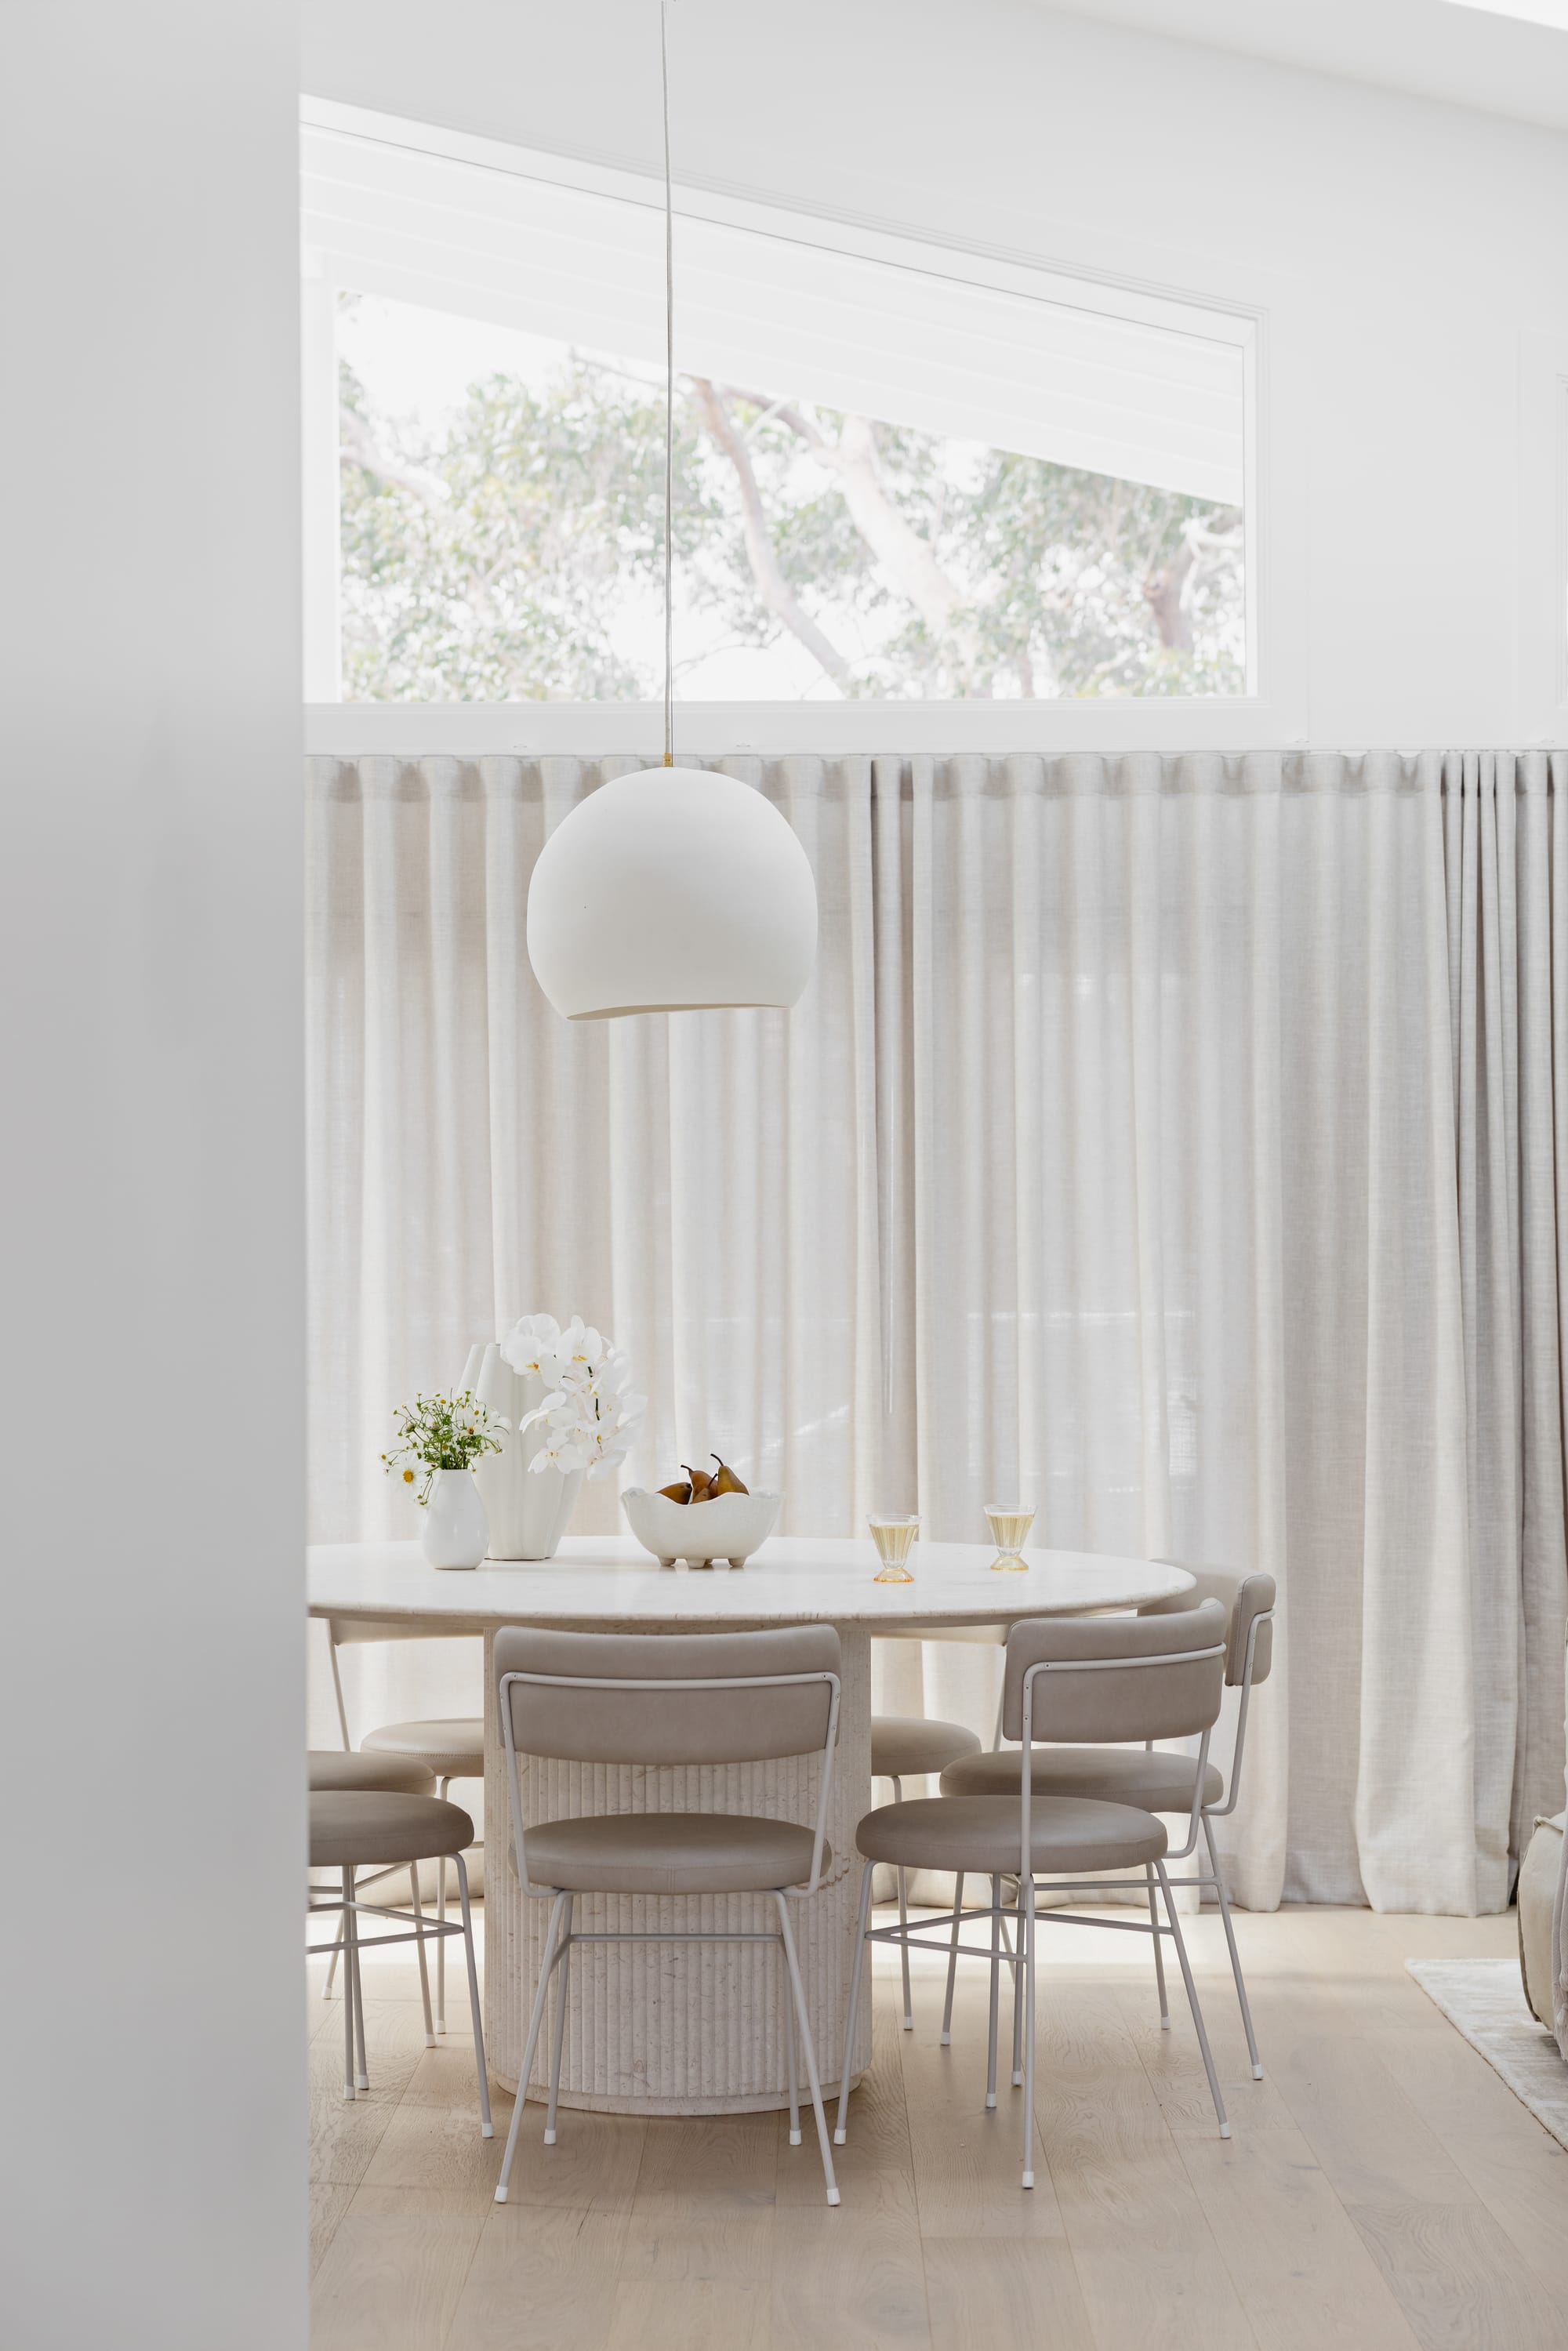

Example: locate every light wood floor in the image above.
[308,1902,1567,2350]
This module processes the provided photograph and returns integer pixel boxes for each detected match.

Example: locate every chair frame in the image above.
[308,1846,493,2139]
[837,1630,1232,2188]
[1145,1594,1274,2074]
[961,1589,1275,2077]
[495,1657,844,2207]
[881,1772,915,2032]
[321,1616,481,2036]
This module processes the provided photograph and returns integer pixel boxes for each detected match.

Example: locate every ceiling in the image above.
[1037,0,1568,132]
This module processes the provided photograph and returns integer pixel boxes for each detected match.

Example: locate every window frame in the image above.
[302,96,1298,755]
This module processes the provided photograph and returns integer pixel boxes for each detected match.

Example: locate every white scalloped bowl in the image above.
[622,1486,782,1568]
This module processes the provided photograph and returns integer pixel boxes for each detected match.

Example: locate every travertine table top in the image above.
[307,1533,1193,1631]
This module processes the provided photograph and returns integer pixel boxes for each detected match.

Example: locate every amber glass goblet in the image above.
[985,1504,1034,1571]
[869,1514,919,1584]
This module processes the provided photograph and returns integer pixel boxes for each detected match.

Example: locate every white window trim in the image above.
[303,96,1306,756]
[1519,332,1568,745]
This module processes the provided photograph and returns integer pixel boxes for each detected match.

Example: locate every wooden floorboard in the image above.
[307,1905,1562,2350]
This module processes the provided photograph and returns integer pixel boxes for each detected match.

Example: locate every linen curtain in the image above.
[307,749,1568,1913]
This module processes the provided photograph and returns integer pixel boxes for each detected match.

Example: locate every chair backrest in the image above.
[1002,1600,1228,1747]
[1142,1565,1276,1686]
[323,1613,478,1751]
[493,1624,841,1766]
[328,1615,464,1648]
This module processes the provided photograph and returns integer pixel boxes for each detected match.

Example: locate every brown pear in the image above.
[684,1464,717,1503]
[710,1453,749,1496]
[659,1478,692,1505]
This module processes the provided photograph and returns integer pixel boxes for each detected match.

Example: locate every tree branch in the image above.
[1142,528,1196,651]
[688,377,853,691]
[734,397,964,649]
[339,416,450,513]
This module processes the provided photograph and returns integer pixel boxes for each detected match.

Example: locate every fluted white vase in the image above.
[459,1341,585,1560]
[421,1468,489,1570]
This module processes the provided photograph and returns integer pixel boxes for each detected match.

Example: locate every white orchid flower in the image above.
[507,1313,640,1481]
[519,1391,576,1436]
[500,1312,562,1379]
[543,1439,591,1473]
[551,1316,605,1370]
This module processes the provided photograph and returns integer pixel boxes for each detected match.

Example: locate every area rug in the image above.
[1406,1957,1568,2150]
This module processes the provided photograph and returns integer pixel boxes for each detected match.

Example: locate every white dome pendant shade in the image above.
[523,3,819,1024]
[527,765,818,1019]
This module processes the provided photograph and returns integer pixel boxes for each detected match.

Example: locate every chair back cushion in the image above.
[1142,1565,1276,1685]
[494,1623,840,1764]
[1002,1599,1226,1744]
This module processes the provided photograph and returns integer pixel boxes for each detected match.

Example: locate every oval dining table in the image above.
[307,1533,1193,2117]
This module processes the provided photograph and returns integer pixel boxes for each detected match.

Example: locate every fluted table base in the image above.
[482,1621,873,2114]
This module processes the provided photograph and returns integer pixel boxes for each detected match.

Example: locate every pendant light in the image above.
[526,2,818,1021]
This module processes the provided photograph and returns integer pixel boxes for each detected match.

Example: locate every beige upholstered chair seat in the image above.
[942,1743,1223,1812]
[361,1718,484,1780]
[310,1791,476,1870]
[872,1715,982,1779]
[523,1811,828,1896]
[308,1748,435,1798]
[857,1793,1167,1876]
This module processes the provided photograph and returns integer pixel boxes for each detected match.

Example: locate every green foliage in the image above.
[380,1390,506,1505]
[339,342,1246,702]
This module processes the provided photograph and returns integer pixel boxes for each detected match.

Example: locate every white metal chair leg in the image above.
[410,1863,436,2047]
[495,1888,569,2202]
[348,1892,368,2091]
[339,1868,357,2100]
[1010,1887,1024,2086]
[1203,1815,1262,2077]
[324,1910,343,2001]
[453,1853,493,2137]
[782,1938,801,2145]
[833,1861,875,2144]
[890,1773,913,2031]
[435,1776,449,2033]
[1021,1874,1036,2190]
[941,1870,965,2045]
[1156,1859,1229,2138]
[985,1873,1002,2108]
[543,1894,574,2145]
[1146,1861,1171,2030]
[775,1894,839,2207]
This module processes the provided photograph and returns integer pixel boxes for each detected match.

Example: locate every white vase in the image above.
[459,1341,585,1560]
[422,1467,489,1570]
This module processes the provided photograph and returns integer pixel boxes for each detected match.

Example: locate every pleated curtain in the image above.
[307,749,1568,1914]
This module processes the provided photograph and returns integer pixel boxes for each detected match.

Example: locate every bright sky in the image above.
[338,300,574,421]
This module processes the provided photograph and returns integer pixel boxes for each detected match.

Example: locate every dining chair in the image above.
[873,1621,1002,2027]
[939,1566,1276,2076]
[837,1599,1232,2188]
[309,1750,437,2070]
[308,1787,492,2139]
[492,1622,844,2207]
[323,1613,485,2035]
[870,1713,982,2030]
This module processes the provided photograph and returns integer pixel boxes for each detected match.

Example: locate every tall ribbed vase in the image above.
[459,1341,584,1560]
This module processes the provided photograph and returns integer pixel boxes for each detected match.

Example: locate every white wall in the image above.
[302,0,1568,747]
[0,8,306,2346]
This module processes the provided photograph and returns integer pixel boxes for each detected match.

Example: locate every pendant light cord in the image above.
[659,0,675,767]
